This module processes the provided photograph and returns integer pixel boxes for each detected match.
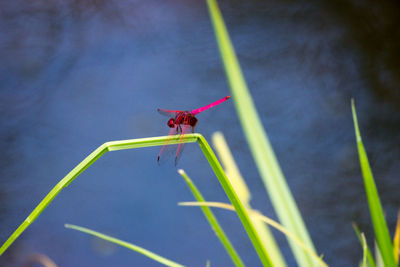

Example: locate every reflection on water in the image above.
[1,0,399,266]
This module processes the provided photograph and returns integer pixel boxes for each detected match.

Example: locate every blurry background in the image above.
[1,0,399,266]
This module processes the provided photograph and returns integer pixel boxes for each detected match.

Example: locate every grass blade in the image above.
[212,132,286,267]
[0,134,196,255]
[23,253,57,267]
[361,233,368,267]
[196,135,273,266]
[352,223,376,267]
[375,241,384,267]
[65,224,184,267]
[0,133,271,267]
[178,169,245,267]
[212,132,250,205]
[351,100,396,267]
[393,210,400,263]
[179,201,328,267]
[206,0,317,265]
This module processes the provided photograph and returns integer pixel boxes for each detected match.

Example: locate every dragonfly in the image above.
[157,95,231,165]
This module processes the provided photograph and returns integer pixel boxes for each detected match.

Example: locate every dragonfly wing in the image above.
[157,108,183,117]
[174,116,193,166]
[157,127,180,165]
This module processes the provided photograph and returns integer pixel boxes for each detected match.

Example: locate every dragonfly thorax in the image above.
[167,112,198,128]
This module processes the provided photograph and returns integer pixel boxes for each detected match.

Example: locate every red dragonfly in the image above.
[157,96,231,165]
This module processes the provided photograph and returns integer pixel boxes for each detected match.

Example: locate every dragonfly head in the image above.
[167,118,175,128]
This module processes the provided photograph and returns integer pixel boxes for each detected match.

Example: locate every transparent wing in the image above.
[157,114,194,166]
[174,116,194,166]
[157,108,182,117]
[157,126,180,165]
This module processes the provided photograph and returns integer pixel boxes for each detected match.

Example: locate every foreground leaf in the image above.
[206,1,317,265]
[65,224,184,267]
[212,132,286,267]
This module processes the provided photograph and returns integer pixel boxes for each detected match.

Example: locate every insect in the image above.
[157,96,231,165]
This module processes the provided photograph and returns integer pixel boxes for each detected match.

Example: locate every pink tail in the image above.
[190,96,231,115]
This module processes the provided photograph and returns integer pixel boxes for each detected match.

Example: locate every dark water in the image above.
[1,0,399,266]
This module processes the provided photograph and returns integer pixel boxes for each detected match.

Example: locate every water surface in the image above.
[1,1,399,266]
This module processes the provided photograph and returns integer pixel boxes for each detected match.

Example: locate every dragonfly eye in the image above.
[167,118,175,128]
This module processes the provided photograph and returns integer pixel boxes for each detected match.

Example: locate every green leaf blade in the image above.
[212,132,287,267]
[0,135,198,255]
[197,135,273,267]
[206,0,317,266]
[65,224,184,267]
[351,100,396,267]
[352,223,376,267]
[0,133,272,267]
[178,169,245,267]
